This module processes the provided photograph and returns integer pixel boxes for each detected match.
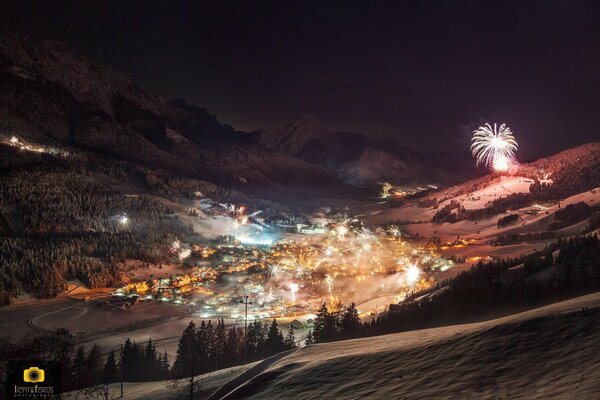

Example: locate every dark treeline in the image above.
[0,230,176,305]
[308,235,600,343]
[548,201,597,231]
[520,143,600,200]
[431,200,462,223]
[491,231,555,246]
[0,170,175,233]
[171,318,296,378]
[120,338,171,381]
[434,190,599,225]
[141,168,287,218]
[491,204,600,246]
[0,318,297,393]
[0,329,169,392]
[304,303,361,344]
[497,213,519,228]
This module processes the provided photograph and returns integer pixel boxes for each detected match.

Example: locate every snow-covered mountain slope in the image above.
[224,292,600,400]
[362,142,600,264]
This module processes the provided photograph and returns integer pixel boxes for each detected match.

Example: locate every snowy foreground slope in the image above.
[224,293,600,400]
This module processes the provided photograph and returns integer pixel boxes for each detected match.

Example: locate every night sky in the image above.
[2,0,599,159]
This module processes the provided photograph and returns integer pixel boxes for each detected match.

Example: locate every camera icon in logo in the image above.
[23,367,45,383]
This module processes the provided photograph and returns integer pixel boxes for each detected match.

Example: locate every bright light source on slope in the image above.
[492,154,510,172]
[405,264,421,285]
[289,282,299,303]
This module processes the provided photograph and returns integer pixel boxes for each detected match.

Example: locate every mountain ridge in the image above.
[0,32,362,206]
[252,115,472,187]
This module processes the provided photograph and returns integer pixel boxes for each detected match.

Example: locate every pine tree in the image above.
[305,329,314,345]
[196,321,209,373]
[284,326,297,350]
[214,319,227,369]
[161,350,171,379]
[73,345,86,388]
[122,338,140,381]
[224,326,240,366]
[246,319,266,359]
[265,319,285,355]
[312,303,328,342]
[56,338,74,391]
[205,320,216,370]
[102,350,118,384]
[84,345,103,387]
[306,303,344,344]
[341,302,361,338]
[144,338,158,380]
[172,321,197,378]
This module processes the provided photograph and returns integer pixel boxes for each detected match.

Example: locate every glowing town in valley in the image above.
[113,207,454,322]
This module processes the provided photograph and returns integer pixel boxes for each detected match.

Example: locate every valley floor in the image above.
[222,292,600,400]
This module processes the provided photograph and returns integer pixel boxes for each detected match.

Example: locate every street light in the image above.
[238,295,252,362]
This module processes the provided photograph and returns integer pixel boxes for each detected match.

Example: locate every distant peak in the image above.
[293,115,320,125]
[285,116,326,132]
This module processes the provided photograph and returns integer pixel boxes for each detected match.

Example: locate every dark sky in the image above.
[2,0,600,159]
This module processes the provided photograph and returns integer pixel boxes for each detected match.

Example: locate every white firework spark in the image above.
[405,263,421,286]
[471,123,518,171]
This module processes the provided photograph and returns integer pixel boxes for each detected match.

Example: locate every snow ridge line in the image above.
[207,349,298,400]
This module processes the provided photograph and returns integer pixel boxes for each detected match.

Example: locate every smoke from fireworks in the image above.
[471,123,518,172]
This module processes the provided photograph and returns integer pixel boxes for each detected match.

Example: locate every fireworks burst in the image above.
[405,263,420,286]
[387,225,401,239]
[471,123,518,172]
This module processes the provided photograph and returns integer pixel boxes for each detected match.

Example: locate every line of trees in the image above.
[171,318,296,379]
[548,201,596,231]
[497,213,519,228]
[0,328,168,394]
[490,231,554,246]
[0,318,298,396]
[305,302,361,344]
[0,230,177,304]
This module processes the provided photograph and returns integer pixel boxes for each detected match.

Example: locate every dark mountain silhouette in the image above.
[0,32,362,206]
[252,116,473,187]
[0,32,479,207]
